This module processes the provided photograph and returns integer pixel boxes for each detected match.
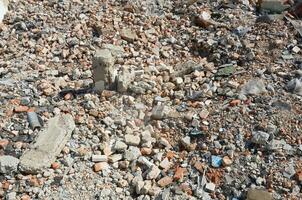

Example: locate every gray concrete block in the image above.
[19,114,75,174]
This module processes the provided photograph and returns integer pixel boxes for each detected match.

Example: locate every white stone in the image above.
[0,156,19,174]
[92,155,108,162]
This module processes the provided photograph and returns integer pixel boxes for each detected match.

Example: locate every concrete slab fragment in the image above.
[20,114,75,173]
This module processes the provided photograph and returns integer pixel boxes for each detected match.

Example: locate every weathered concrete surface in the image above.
[0,155,19,174]
[92,48,116,92]
[20,114,75,173]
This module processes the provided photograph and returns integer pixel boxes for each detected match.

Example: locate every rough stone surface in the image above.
[0,156,19,174]
[19,114,75,173]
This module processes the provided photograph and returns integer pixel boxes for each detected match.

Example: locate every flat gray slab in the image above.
[20,114,75,174]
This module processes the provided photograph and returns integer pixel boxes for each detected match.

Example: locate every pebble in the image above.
[211,156,223,168]
[94,162,109,172]
[146,166,161,180]
[0,156,20,174]
[124,146,141,161]
[251,131,270,145]
[114,141,128,151]
[125,134,141,146]
[222,156,233,166]
[157,176,173,187]
[246,189,272,200]
[205,182,216,192]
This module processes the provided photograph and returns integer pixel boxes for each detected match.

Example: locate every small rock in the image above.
[180,136,191,150]
[124,146,141,161]
[194,161,204,173]
[138,156,154,168]
[0,156,19,174]
[136,180,145,194]
[199,109,209,119]
[159,158,171,170]
[6,192,16,200]
[120,28,137,42]
[159,138,171,149]
[141,147,152,155]
[92,155,108,162]
[211,155,222,168]
[174,167,185,181]
[92,48,116,92]
[287,78,302,96]
[114,141,128,151]
[205,182,215,192]
[0,139,9,149]
[260,0,290,13]
[125,134,141,146]
[151,104,166,120]
[146,166,161,180]
[222,156,233,166]
[109,154,123,163]
[158,176,173,187]
[283,164,296,179]
[94,162,109,172]
[246,189,272,200]
[241,79,267,96]
[14,106,29,113]
[19,114,75,173]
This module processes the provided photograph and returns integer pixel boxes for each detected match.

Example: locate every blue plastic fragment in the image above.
[211,155,222,168]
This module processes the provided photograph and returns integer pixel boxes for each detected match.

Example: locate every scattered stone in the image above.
[246,189,273,200]
[94,162,109,172]
[0,0,8,23]
[199,109,209,119]
[159,158,171,170]
[251,131,270,145]
[180,136,191,150]
[260,0,290,13]
[194,161,204,173]
[0,139,9,149]
[286,78,302,96]
[158,176,173,187]
[120,28,137,42]
[109,154,123,163]
[20,114,75,173]
[205,182,215,192]
[117,68,135,92]
[211,156,222,168]
[124,146,141,161]
[0,156,19,174]
[151,104,166,120]
[222,156,233,166]
[125,134,141,146]
[174,167,185,181]
[146,166,161,180]
[216,64,235,77]
[92,155,108,162]
[159,138,172,149]
[135,180,145,194]
[114,141,128,151]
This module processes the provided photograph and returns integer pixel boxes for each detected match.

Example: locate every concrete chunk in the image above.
[0,0,8,23]
[92,49,116,91]
[20,114,75,173]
